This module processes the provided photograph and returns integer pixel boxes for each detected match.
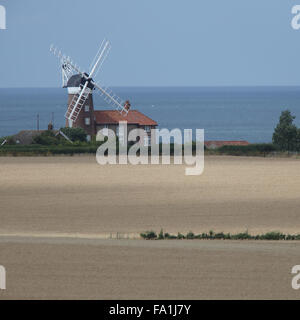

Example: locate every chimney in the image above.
[124,100,131,111]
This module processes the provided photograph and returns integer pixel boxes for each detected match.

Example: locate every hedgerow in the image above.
[140,230,300,240]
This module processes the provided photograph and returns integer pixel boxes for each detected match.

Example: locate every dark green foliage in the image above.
[140,231,157,240]
[177,232,185,239]
[231,231,253,240]
[0,136,16,145]
[259,232,285,240]
[272,110,298,151]
[194,234,202,239]
[164,233,177,239]
[186,232,195,239]
[214,232,226,239]
[7,136,17,145]
[33,130,60,145]
[297,129,300,149]
[217,143,277,156]
[158,229,164,240]
[60,127,87,142]
[140,230,300,241]
[0,144,99,156]
[286,234,300,240]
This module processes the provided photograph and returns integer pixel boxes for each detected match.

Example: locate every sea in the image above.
[1,86,300,143]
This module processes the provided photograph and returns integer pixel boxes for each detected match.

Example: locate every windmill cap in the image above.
[64,74,82,88]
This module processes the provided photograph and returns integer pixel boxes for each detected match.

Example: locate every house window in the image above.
[85,105,90,112]
[145,126,151,133]
[86,135,91,142]
[85,117,90,125]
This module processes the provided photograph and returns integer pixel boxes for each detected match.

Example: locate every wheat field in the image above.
[0,155,300,299]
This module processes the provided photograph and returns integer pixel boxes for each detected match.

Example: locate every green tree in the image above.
[33,130,59,145]
[296,129,300,152]
[0,136,15,145]
[272,110,298,151]
[60,127,87,142]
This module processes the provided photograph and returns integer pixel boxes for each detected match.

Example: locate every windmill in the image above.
[50,39,130,136]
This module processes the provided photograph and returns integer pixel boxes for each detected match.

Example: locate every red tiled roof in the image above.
[94,110,157,126]
[205,140,250,148]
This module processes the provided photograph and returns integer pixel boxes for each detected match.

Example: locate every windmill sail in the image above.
[50,41,130,120]
[93,82,129,115]
[89,40,111,79]
[61,57,75,87]
[50,45,84,77]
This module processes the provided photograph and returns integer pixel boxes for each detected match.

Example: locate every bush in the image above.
[186,232,195,239]
[60,127,87,142]
[0,144,99,156]
[158,229,164,240]
[140,231,157,240]
[33,130,59,145]
[214,232,226,239]
[164,233,177,239]
[0,136,16,145]
[139,229,300,241]
[231,231,253,240]
[259,232,285,240]
[217,144,277,156]
[177,232,185,239]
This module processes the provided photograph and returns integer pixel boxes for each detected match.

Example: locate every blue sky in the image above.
[0,0,299,87]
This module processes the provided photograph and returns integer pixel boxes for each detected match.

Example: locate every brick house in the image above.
[94,110,157,146]
[65,74,157,143]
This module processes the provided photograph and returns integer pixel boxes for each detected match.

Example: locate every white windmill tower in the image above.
[50,39,130,138]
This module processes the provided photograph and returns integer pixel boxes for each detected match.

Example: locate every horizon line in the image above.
[0,85,300,89]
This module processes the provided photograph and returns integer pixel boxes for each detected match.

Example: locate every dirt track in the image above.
[0,155,300,299]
